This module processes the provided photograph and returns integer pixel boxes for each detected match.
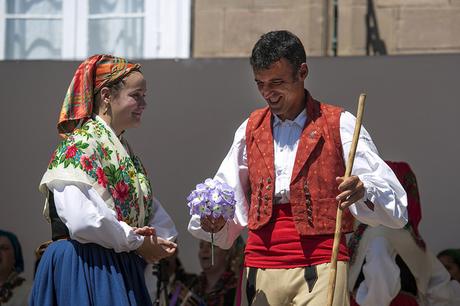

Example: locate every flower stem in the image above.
[211,233,214,266]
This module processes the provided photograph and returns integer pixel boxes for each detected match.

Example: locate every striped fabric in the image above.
[57,54,140,134]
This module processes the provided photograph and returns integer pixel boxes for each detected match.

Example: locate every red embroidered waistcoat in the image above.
[245,94,354,235]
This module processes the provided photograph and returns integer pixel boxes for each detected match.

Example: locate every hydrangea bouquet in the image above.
[187,178,236,265]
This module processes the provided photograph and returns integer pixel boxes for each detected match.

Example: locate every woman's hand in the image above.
[157,237,177,258]
[133,226,156,236]
[136,235,177,263]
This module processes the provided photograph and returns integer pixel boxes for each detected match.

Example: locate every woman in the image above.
[192,237,245,306]
[438,249,460,283]
[30,55,178,306]
[0,230,30,306]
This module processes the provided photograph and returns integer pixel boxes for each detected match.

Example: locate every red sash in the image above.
[244,203,349,268]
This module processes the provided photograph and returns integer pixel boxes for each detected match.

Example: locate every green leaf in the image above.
[104,164,118,185]
[114,172,123,183]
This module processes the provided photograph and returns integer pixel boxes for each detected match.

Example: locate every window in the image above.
[0,0,191,60]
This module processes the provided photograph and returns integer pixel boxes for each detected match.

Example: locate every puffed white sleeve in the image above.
[355,236,401,306]
[50,181,145,253]
[148,196,178,241]
[340,111,408,228]
[188,119,250,250]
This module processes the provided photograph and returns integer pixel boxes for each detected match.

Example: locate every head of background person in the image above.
[250,30,308,121]
[198,237,245,275]
[437,249,460,283]
[385,161,425,249]
[57,54,147,137]
[0,230,24,283]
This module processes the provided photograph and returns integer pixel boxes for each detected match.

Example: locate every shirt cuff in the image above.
[118,221,145,251]
[354,179,376,212]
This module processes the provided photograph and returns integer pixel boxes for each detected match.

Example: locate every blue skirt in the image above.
[30,239,152,306]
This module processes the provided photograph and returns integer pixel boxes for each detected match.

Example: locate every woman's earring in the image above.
[103,103,109,115]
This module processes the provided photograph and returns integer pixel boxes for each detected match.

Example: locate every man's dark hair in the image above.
[250,30,306,75]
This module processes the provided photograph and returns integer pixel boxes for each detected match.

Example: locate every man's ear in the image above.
[299,63,308,80]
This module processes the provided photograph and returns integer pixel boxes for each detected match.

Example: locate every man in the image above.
[349,161,460,306]
[188,30,408,306]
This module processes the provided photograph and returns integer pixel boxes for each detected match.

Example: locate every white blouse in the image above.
[188,110,408,249]
[50,180,178,253]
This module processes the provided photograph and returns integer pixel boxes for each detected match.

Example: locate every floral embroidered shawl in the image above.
[40,115,153,227]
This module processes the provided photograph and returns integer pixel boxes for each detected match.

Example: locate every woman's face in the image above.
[438,255,460,282]
[109,71,147,134]
[0,236,15,277]
[198,240,228,272]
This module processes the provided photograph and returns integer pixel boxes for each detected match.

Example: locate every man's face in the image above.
[254,58,308,121]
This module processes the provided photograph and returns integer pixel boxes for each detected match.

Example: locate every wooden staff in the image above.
[326,93,366,306]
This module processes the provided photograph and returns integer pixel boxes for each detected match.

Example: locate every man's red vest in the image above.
[245,93,354,235]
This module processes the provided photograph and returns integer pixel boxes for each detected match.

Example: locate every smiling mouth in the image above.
[268,97,281,104]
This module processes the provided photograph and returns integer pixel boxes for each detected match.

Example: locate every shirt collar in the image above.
[273,109,307,128]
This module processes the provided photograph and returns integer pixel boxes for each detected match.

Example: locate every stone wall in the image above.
[193,0,460,57]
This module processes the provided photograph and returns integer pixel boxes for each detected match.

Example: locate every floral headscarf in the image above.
[57,54,141,134]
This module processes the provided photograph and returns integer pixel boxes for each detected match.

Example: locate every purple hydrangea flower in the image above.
[210,189,223,204]
[204,178,218,189]
[210,202,223,218]
[221,204,236,220]
[187,178,236,220]
[195,183,208,192]
[197,203,211,217]
[187,178,237,266]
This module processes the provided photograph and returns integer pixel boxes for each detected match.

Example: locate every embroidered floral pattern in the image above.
[96,167,108,187]
[46,118,153,226]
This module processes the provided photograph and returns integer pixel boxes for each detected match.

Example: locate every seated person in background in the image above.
[438,249,460,283]
[152,248,200,306]
[348,161,460,306]
[0,230,31,306]
[191,237,245,306]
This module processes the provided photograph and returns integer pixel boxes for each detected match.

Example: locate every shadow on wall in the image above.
[366,0,387,55]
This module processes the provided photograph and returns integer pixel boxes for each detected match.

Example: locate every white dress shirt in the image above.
[188,109,408,249]
[49,180,178,253]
